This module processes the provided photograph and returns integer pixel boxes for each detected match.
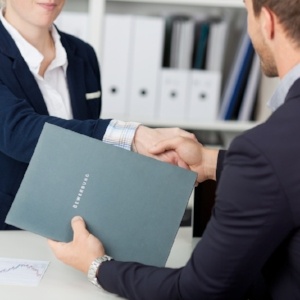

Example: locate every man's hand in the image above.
[133,126,196,168]
[150,137,219,183]
[48,216,105,274]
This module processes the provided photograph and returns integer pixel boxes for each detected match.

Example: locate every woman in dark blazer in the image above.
[0,0,194,229]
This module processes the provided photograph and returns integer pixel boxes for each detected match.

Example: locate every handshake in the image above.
[48,124,221,277]
[132,125,220,184]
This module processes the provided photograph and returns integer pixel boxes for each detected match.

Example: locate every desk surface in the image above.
[0,228,199,300]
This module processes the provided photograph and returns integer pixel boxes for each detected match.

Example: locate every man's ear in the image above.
[260,6,276,40]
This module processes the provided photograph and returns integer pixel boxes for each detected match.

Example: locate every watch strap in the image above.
[87,255,113,289]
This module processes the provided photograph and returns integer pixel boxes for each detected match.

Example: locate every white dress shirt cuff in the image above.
[103,120,140,151]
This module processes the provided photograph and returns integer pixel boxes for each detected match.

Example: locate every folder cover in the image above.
[6,123,196,267]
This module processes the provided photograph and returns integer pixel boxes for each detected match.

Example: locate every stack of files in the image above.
[101,14,165,122]
[158,15,224,123]
[100,13,226,124]
[164,16,229,72]
[218,30,255,120]
[157,69,221,123]
[6,123,197,267]
[55,11,89,43]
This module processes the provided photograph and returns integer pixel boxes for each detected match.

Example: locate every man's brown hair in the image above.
[252,0,300,46]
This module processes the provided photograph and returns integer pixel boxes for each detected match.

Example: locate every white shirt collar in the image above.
[0,8,68,76]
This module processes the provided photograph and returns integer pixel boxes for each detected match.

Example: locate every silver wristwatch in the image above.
[87,255,113,289]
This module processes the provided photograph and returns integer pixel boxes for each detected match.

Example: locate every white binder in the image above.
[205,19,229,72]
[127,16,165,121]
[158,69,190,122]
[101,14,134,119]
[187,70,221,122]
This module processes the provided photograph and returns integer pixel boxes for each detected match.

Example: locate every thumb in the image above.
[71,216,89,240]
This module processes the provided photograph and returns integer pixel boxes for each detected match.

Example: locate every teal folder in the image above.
[6,123,196,267]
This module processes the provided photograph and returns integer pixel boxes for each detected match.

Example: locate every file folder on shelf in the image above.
[6,123,196,267]
[205,19,229,72]
[218,31,254,120]
[238,53,261,121]
[158,69,190,122]
[187,70,221,122]
[128,16,165,121]
[101,14,134,119]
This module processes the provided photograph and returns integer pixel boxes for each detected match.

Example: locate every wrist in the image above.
[203,148,219,181]
[131,124,143,153]
[87,255,113,289]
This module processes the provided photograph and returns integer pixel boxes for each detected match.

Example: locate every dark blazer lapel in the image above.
[66,55,89,119]
[12,59,49,114]
[60,34,89,120]
[0,21,48,115]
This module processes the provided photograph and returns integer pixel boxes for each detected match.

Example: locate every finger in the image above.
[149,137,182,154]
[47,239,59,249]
[47,239,67,258]
[179,131,197,141]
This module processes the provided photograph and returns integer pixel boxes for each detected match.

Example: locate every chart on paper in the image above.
[0,258,49,286]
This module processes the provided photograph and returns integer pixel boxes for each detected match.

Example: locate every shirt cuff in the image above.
[103,120,140,151]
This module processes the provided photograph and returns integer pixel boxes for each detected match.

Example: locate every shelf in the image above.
[119,118,259,132]
[107,0,244,8]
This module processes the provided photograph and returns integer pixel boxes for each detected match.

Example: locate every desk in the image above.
[0,228,199,300]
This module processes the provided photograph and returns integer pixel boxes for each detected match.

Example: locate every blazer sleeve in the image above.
[0,81,111,164]
[97,135,294,300]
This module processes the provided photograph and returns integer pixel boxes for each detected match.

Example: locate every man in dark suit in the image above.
[0,0,193,230]
[49,0,300,299]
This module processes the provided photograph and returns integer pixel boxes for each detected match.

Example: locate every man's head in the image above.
[245,0,300,77]
[252,0,300,47]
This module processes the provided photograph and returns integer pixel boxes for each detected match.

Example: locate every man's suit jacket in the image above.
[98,78,300,300]
[0,21,111,229]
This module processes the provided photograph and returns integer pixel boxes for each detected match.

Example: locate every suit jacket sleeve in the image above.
[97,135,294,300]
[216,149,226,182]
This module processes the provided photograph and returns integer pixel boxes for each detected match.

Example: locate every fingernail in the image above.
[72,216,83,222]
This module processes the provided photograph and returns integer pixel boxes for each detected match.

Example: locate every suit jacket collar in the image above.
[58,29,89,119]
[268,64,300,113]
[0,21,48,114]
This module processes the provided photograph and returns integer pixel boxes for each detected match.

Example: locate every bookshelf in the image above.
[63,0,262,145]
[106,0,243,7]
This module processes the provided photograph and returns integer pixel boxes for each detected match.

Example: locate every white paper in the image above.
[0,258,49,286]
